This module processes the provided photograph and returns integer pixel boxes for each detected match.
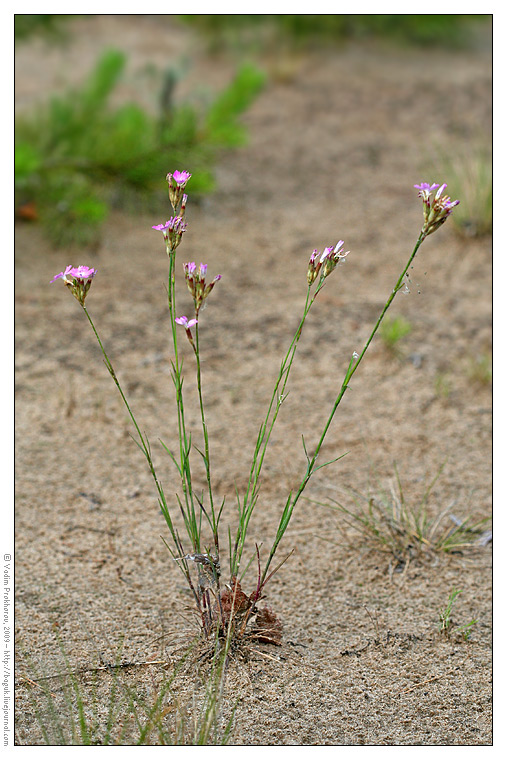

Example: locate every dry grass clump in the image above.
[313,465,491,566]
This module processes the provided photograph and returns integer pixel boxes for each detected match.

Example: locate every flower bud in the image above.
[307,250,322,285]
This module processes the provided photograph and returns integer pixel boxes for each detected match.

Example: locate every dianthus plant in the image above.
[51,174,459,645]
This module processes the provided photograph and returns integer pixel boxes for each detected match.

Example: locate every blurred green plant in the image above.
[17,633,235,745]
[428,146,492,238]
[467,352,492,385]
[14,14,77,41]
[434,371,453,400]
[15,49,265,246]
[379,314,412,356]
[181,14,488,51]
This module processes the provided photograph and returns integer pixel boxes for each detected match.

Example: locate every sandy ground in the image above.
[14,16,492,745]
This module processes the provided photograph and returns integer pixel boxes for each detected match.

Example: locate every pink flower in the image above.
[152,217,187,233]
[171,170,192,187]
[70,265,97,281]
[414,182,440,201]
[152,216,188,251]
[175,316,198,329]
[308,241,350,282]
[50,265,97,305]
[152,221,169,232]
[50,265,97,284]
[50,265,74,284]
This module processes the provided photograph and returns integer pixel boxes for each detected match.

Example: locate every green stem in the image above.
[247,286,314,495]
[232,280,325,575]
[194,321,218,546]
[166,245,200,551]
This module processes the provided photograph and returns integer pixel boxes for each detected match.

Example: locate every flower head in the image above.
[183,261,221,313]
[166,170,192,211]
[414,182,460,237]
[71,265,97,280]
[171,170,192,187]
[152,216,188,251]
[309,241,350,282]
[50,265,97,306]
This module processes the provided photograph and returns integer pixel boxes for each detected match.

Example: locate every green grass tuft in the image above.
[467,353,492,386]
[311,463,491,565]
[16,634,234,745]
[379,315,412,355]
[439,588,477,640]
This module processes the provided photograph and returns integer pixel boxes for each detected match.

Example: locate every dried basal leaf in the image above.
[219,576,251,618]
[252,606,283,645]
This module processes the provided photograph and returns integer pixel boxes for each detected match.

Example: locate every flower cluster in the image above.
[183,262,222,314]
[50,265,97,306]
[414,182,460,238]
[167,170,192,211]
[307,241,350,285]
[152,216,188,251]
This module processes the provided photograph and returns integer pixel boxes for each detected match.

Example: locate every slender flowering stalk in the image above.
[179,262,223,556]
[153,176,200,554]
[260,183,459,583]
[49,267,208,610]
[193,320,222,556]
[51,171,223,634]
[232,241,348,575]
[170,260,224,562]
[156,176,222,614]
